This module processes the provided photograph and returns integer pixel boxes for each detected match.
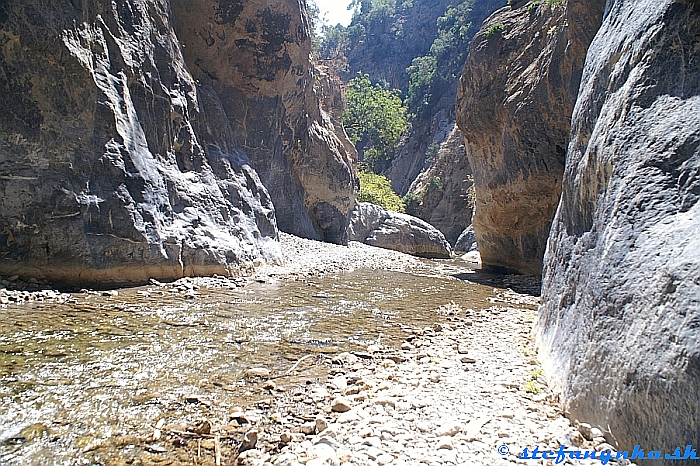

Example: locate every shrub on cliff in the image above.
[357,171,406,213]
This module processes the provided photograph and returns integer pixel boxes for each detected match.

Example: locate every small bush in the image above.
[402,192,422,216]
[358,171,406,213]
[523,381,542,394]
[485,22,505,37]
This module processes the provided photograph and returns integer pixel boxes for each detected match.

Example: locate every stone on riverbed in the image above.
[349,202,452,259]
[331,397,353,413]
[244,368,271,379]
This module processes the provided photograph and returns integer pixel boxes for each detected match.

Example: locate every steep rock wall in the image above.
[537,0,700,459]
[457,0,605,274]
[0,0,281,286]
[406,125,474,245]
[171,0,357,244]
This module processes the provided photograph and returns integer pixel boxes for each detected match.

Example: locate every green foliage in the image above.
[485,22,505,37]
[426,176,443,192]
[358,171,406,213]
[402,192,422,216]
[527,0,566,15]
[523,381,542,394]
[341,73,408,172]
[406,0,506,117]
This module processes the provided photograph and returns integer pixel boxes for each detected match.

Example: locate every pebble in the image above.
[269,299,628,466]
[331,397,353,413]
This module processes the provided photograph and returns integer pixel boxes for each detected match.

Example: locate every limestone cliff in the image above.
[457,0,605,274]
[0,0,283,286]
[405,125,474,245]
[537,0,700,458]
[171,0,357,244]
[0,0,355,286]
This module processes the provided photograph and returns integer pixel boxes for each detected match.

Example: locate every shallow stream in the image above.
[0,260,506,465]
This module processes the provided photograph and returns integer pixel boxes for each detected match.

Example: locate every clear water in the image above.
[0,262,500,465]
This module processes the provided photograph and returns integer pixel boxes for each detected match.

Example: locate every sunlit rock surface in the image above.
[537,0,700,458]
[171,0,357,244]
[349,202,452,259]
[457,0,605,274]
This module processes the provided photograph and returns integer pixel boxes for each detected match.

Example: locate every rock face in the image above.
[457,0,606,274]
[0,0,283,286]
[349,203,452,259]
[405,125,474,245]
[453,225,477,255]
[537,0,700,458]
[171,0,357,244]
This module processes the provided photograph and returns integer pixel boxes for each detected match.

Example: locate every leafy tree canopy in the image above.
[341,73,408,173]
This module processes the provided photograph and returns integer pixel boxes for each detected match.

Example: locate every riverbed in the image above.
[0,235,527,465]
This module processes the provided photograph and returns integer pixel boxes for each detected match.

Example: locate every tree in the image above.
[341,73,408,173]
[357,171,406,213]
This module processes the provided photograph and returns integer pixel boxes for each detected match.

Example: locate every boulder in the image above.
[537,0,700,458]
[456,0,606,274]
[0,0,281,286]
[349,203,452,259]
[453,225,477,255]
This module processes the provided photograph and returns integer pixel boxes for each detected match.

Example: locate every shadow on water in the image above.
[451,267,542,297]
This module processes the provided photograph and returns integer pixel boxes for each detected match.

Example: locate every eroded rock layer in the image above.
[171,0,357,244]
[457,0,605,274]
[0,0,285,286]
[537,0,700,457]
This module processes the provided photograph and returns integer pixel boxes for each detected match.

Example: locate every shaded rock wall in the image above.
[171,0,357,244]
[0,0,281,287]
[537,0,700,459]
[406,124,474,245]
[457,0,605,274]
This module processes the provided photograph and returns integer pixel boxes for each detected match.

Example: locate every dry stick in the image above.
[215,434,221,466]
[268,354,316,380]
[198,438,201,458]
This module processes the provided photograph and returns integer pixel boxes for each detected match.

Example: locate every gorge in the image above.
[0,0,698,465]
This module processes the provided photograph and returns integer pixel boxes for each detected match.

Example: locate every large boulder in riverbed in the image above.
[537,0,700,459]
[453,226,477,255]
[349,203,452,259]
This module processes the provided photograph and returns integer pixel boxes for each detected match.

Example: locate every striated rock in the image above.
[171,0,357,244]
[404,124,475,245]
[349,203,452,259]
[537,0,700,458]
[0,0,281,286]
[457,0,605,274]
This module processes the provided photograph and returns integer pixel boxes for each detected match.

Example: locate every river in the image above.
[0,258,513,465]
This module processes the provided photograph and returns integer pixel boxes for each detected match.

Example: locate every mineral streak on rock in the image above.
[0,0,283,286]
[537,0,700,457]
[457,0,605,274]
[171,0,357,245]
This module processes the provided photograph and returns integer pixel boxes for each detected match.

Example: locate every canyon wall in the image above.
[457,0,605,274]
[537,0,700,459]
[171,0,357,244]
[0,0,355,286]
